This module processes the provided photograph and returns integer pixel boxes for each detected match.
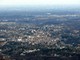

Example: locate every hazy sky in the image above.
[0,0,80,7]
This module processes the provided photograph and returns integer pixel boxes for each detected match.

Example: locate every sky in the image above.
[0,0,80,7]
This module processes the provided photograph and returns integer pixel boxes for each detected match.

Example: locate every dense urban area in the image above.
[0,11,80,60]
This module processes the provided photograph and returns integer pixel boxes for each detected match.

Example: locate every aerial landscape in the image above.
[0,0,80,60]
